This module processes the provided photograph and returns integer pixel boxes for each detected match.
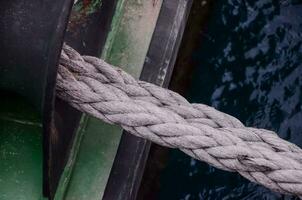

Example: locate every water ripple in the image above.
[160,0,302,199]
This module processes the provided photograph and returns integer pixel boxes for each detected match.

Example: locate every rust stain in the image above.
[67,0,103,36]
[83,0,92,10]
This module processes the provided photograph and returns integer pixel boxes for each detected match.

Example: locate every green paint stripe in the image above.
[54,116,89,200]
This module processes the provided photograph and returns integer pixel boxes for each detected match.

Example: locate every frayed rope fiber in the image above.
[56,44,302,198]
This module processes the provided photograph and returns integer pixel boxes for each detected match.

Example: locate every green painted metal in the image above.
[103,0,163,77]
[1,1,164,200]
[55,0,164,199]
[0,93,44,200]
[56,119,121,200]
[53,117,88,200]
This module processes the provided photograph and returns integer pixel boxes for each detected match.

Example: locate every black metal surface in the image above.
[0,0,72,113]
[102,1,193,199]
[0,0,74,198]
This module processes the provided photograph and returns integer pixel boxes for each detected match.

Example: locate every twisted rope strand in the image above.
[57,44,302,197]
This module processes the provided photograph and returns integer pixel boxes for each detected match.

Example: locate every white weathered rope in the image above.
[56,44,302,197]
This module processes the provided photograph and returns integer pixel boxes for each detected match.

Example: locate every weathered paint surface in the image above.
[55,0,163,199]
[0,93,45,200]
[103,0,163,78]
[54,116,121,200]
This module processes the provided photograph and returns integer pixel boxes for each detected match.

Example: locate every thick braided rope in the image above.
[57,44,302,197]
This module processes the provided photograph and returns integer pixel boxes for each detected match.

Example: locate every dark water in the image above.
[159,0,302,199]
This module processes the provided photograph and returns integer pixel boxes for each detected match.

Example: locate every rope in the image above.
[56,44,302,197]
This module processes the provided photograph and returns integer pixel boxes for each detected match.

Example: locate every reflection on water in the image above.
[160,0,302,199]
